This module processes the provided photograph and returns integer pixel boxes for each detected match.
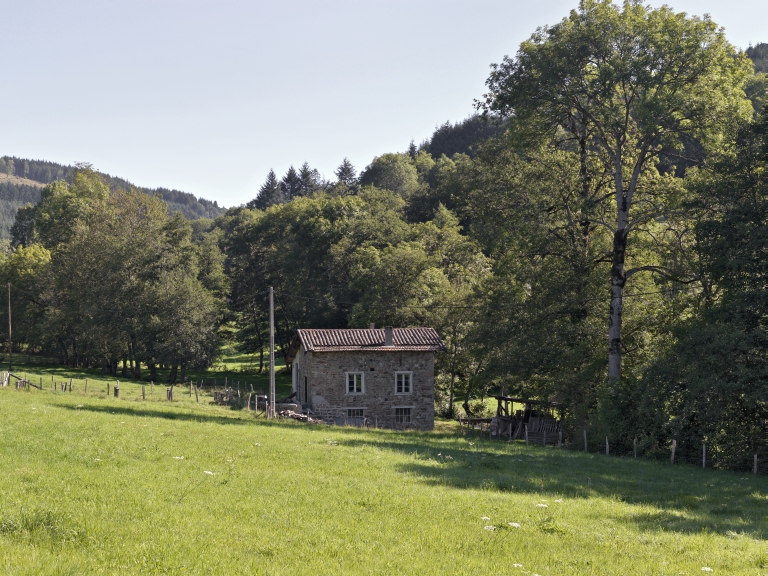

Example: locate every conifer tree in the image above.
[298,162,322,196]
[248,169,285,210]
[334,158,357,187]
[281,166,302,199]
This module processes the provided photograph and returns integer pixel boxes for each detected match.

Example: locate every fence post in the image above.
[85,378,88,393]
[634,438,637,458]
[142,384,146,400]
[194,383,199,403]
[702,443,706,469]
[670,440,676,465]
[584,429,587,453]
[605,437,609,456]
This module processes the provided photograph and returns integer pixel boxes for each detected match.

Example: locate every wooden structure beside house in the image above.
[490,396,562,444]
[286,326,445,429]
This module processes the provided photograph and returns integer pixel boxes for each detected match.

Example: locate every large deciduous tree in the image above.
[481,0,753,383]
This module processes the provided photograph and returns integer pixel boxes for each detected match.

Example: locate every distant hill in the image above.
[747,42,768,74]
[0,157,226,239]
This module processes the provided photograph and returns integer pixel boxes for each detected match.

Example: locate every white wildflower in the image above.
[512,564,523,568]
[481,516,491,521]
[554,499,563,503]
[254,443,261,447]
[484,525,495,531]
[94,458,101,462]
[535,503,549,508]
[508,522,521,528]
[204,471,215,475]
[701,569,713,573]
[173,456,184,460]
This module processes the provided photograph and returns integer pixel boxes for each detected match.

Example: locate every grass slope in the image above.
[0,382,766,575]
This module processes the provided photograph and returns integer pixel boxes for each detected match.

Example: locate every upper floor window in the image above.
[346,372,364,394]
[395,371,412,394]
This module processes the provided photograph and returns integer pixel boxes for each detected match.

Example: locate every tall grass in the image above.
[0,381,766,575]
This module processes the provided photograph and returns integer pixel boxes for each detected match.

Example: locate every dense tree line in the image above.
[2,169,225,381]
[2,1,765,470]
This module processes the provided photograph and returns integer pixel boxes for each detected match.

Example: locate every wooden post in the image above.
[194,384,198,403]
[107,382,110,395]
[754,454,758,475]
[605,437,609,456]
[85,378,88,393]
[702,443,706,469]
[583,429,588,453]
[69,378,72,392]
[670,440,676,465]
[269,286,275,419]
[7,282,12,372]
[190,381,193,397]
[151,381,154,395]
[634,438,637,458]
[142,384,146,400]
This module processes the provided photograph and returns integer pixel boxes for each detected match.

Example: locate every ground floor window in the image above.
[395,407,412,423]
[347,408,364,418]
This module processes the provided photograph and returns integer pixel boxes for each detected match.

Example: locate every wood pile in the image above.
[279,409,320,424]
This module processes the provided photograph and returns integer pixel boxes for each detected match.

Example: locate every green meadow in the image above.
[0,371,766,575]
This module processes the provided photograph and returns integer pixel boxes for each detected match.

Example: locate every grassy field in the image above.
[0,372,766,575]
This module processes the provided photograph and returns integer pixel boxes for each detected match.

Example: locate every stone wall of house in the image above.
[296,347,435,430]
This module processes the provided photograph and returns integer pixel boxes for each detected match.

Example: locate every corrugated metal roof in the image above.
[296,328,445,353]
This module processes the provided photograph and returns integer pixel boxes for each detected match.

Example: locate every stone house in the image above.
[286,326,445,429]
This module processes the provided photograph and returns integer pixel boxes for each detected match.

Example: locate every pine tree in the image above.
[298,162,322,196]
[334,158,357,187]
[281,166,302,200]
[248,169,285,210]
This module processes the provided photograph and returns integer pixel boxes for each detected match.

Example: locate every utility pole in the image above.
[7,282,11,372]
[269,286,275,418]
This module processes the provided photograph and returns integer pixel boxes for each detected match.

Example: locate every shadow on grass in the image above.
[334,430,768,537]
[58,402,287,428]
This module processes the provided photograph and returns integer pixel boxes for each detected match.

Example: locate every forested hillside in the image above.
[0,156,225,239]
[1,3,766,471]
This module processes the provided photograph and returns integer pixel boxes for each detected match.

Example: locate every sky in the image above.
[1,0,766,207]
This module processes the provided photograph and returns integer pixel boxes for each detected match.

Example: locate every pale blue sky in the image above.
[1,0,765,206]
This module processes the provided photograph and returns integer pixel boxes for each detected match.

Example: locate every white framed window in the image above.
[395,371,412,394]
[394,407,412,423]
[347,408,364,418]
[346,372,364,394]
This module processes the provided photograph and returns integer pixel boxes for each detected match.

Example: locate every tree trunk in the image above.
[149,362,157,382]
[608,232,627,383]
[179,364,186,383]
[608,157,630,383]
[448,372,456,418]
[121,357,128,378]
[462,383,473,416]
[168,365,177,383]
